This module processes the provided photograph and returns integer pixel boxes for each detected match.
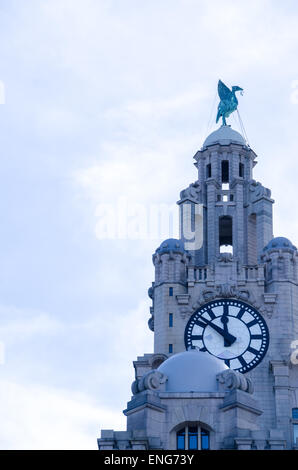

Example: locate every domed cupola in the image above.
[157,350,228,392]
[155,238,187,255]
[262,237,297,254]
[152,238,191,286]
[202,125,247,149]
[261,237,298,282]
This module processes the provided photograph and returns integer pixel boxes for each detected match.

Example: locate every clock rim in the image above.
[184,298,270,374]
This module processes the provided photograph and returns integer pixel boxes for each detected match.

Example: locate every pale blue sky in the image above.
[1,0,298,449]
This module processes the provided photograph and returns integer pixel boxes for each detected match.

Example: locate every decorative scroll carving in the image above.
[217,253,233,263]
[192,282,251,310]
[131,370,167,395]
[189,281,274,319]
[217,369,253,394]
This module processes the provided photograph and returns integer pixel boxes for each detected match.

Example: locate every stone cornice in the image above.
[194,143,257,161]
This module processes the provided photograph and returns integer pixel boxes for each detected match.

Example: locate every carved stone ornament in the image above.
[191,282,274,318]
[217,253,233,263]
[179,180,201,202]
[149,353,168,369]
[192,282,251,310]
[131,370,167,395]
[249,179,271,200]
[217,369,254,394]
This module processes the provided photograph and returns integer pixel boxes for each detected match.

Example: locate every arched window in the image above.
[176,425,210,450]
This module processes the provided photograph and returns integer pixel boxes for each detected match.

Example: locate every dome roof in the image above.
[262,237,297,252]
[157,350,228,392]
[155,238,186,255]
[202,125,246,149]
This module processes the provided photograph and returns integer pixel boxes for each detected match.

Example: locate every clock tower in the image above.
[98,119,298,451]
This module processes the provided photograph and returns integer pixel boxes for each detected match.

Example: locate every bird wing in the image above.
[218,80,232,101]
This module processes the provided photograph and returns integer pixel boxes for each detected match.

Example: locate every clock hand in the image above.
[200,317,237,346]
[221,306,231,347]
[221,316,230,347]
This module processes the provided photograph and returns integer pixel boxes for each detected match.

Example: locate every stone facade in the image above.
[98,125,298,450]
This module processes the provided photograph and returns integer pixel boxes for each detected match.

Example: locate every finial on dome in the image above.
[216,80,243,126]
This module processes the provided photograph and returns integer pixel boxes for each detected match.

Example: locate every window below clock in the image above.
[176,425,210,450]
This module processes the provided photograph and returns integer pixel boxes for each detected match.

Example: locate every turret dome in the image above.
[202,125,246,149]
[155,238,187,255]
[157,350,228,392]
[262,237,297,253]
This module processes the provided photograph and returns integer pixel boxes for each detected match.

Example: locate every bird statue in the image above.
[216,80,243,126]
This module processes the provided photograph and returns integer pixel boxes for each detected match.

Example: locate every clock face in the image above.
[184,299,269,373]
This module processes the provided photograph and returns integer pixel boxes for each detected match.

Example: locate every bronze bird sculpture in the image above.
[216,80,243,126]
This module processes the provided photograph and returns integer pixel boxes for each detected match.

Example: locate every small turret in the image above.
[261,237,298,282]
[152,238,191,284]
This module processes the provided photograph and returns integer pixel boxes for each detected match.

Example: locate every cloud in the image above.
[0,305,62,343]
[105,87,209,120]
[1,0,298,450]
[0,299,153,416]
[0,379,124,450]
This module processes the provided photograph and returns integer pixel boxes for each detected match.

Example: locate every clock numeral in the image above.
[247,346,259,355]
[247,319,258,328]
[191,335,203,341]
[224,359,230,367]
[238,356,247,367]
[236,307,246,319]
[195,319,207,328]
[250,334,262,340]
[206,309,216,320]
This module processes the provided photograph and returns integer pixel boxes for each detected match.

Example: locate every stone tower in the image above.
[98,125,298,451]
